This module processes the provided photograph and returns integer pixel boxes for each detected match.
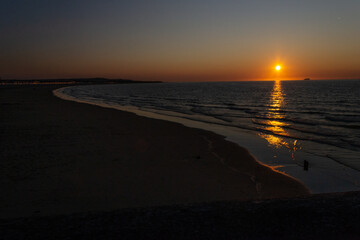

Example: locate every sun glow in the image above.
[275,65,281,71]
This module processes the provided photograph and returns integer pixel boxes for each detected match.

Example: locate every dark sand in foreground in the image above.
[2,191,360,239]
[0,85,309,219]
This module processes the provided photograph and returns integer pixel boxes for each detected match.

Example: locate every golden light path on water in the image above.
[258,80,301,156]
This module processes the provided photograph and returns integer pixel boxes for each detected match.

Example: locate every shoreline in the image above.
[53,86,309,188]
[54,85,360,194]
[0,84,309,219]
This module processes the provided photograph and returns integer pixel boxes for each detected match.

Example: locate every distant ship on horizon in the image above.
[304,78,311,81]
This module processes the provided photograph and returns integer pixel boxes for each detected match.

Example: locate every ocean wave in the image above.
[325,115,360,123]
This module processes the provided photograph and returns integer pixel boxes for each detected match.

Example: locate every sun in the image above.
[275,65,281,71]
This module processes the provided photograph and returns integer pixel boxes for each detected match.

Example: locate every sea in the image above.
[54,80,360,193]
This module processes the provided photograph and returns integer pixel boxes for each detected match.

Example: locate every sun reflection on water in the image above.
[259,133,290,149]
[257,81,302,162]
[257,80,290,148]
[269,80,284,111]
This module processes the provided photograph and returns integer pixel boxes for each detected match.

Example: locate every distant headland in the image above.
[0,78,162,85]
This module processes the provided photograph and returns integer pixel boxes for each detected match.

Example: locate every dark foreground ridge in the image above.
[0,78,162,85]
[1,191,360,240]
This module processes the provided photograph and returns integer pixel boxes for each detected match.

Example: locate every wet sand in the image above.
[0,85,309,219]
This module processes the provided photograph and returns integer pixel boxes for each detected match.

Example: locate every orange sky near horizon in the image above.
[4,51,359,82]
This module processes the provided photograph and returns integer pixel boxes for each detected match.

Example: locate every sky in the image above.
[1,0,360,81]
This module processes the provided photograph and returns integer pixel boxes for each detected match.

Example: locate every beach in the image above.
[55,81,360,194]
[0,85,309,219]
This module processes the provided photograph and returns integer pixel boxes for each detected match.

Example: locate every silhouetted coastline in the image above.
[0,78,162,85]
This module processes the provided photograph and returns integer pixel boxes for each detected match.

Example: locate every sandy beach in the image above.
[0,85,309,219]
